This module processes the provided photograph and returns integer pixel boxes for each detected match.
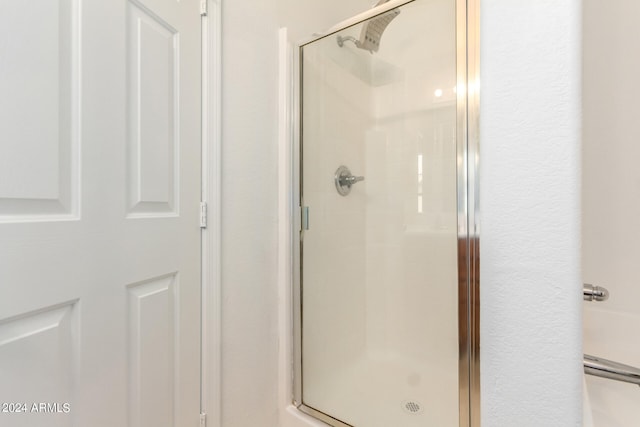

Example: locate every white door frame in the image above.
[201,0,222,426]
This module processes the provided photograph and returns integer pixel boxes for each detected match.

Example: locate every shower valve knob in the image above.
[340,175,364,186]
[335,166,364,196]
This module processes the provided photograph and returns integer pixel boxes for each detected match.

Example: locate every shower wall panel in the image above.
[301,42,370,404]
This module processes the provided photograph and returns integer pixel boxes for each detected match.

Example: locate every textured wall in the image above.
[479,0,582,426]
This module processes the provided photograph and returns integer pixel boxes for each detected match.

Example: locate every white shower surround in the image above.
[293,3,460,423]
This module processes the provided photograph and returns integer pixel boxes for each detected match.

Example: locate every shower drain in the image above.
[401,400,424,415]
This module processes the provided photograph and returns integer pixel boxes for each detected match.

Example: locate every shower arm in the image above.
[336,35,358,47]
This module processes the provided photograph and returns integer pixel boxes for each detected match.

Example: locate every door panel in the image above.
[0,0,79,219]
[0,1,201,426]
[127,1,179,217]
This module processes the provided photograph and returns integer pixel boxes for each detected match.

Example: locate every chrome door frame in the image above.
[292,0,480,425]
[457,0,481,426]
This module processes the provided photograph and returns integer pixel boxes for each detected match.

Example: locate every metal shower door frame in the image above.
[291,0,480,425]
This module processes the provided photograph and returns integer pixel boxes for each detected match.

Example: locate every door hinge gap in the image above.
[200,202,208,228]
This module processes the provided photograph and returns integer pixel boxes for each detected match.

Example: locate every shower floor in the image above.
[303,354,459,427]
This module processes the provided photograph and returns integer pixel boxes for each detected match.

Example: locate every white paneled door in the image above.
[0,1,202,426]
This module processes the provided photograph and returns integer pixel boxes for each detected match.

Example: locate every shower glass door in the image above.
[296,0,475,426]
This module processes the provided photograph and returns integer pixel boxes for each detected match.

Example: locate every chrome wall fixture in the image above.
[583,283,609,302]
[336,0,401,53]
[334,166,364,196]
[584,354,640,387]
[582,283,640,386]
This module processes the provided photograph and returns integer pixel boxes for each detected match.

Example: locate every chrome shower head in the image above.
[337,0,401,53]
[356,7,400,52]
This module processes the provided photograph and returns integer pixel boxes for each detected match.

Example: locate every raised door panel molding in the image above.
[0,0,80,222]
[127,273,178,427]
[126,1,179,219]
[0,301,78,426]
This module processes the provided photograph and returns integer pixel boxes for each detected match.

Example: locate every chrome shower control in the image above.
[335,166,364,196]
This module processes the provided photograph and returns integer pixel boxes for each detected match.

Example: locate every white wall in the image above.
[221,1,280,426]
[479,0,582,426]
[277,0,371,42]
[219,0,583,426]
[582,0,640,425]
[220,2,371,426]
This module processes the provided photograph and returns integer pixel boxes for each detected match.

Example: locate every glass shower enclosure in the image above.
[293,0,479,426]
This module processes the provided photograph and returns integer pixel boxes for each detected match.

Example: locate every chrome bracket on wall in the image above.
[583,283,609,302]
[334,165,364,196]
